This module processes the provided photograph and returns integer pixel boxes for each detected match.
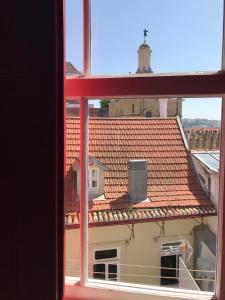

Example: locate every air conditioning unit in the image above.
[196,257,215,292]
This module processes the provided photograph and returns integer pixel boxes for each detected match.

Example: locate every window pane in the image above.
[65,99,80,279]
[86,98,220,292]
[95,249,118,260]
[92,169,97,179]
[161,255,178,286]
[66,0,83,75]
[92,180,97,188]
[93,264,106,279]
[108,264,118,281]
[65,0,223,293]
[91,0,223,75]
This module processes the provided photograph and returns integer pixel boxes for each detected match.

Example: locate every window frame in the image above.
[88,166,99,189]
[92,246,120,281]
[64,0,225,299]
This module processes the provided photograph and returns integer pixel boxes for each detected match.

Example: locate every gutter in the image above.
[66,211,217,229]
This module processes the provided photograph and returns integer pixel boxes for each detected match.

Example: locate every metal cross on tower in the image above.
[144,28,148,43]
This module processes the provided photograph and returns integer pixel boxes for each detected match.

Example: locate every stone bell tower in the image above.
[136,29,153,73]
[108,29,183,118]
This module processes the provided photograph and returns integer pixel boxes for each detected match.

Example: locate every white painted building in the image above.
[191,151,219,291]
[191,151,219,235]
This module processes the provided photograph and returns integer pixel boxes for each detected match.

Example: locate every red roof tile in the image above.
[65,117,216,225]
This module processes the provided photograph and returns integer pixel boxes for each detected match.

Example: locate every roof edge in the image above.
[66,116,178,120]
[66,212,217,229]
[176,116,189,151]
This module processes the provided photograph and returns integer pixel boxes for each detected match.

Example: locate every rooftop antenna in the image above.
[143,28,148,43]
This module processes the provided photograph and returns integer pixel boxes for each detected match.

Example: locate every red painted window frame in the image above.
[64,1,225,299]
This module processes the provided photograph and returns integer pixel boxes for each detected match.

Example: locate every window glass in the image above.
[65,0,223,295]
[66,0,83,74]
[93,264,105,279]
[95,249,118,260]
[91,0,223,75]
[83,98,220,292]
[92,169,97,179]
[91,169,98,187]
[108,264,118,280]
[89,168,98,188]
[65,99,80,278]
[64,94,221,292]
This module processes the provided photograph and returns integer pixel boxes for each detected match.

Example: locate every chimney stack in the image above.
[128,160,148,202]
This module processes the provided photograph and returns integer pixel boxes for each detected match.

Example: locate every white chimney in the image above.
[159,98,168,118]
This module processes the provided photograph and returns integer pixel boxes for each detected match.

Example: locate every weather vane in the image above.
[144,28,148,43]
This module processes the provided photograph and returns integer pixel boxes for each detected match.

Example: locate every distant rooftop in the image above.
[66,62,82,76]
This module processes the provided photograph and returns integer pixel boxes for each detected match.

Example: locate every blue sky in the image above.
[66,0,223,120]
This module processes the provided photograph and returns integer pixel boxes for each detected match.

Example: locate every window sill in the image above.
[65,276,214,300]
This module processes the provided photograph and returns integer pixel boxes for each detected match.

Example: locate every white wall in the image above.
[66,219,199,286]
[191,155,218,235]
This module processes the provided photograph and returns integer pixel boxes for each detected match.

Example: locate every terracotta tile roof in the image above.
[65,117,216,226]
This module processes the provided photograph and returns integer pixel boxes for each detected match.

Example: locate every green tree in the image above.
[100,99,110,108]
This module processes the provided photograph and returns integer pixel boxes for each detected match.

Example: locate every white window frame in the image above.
[92,246,120,281]
[88,167,99,189]
[64,0,225,299]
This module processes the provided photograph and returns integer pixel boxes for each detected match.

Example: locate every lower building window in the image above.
[93,248,120,281]
[160,241,186,286]
[161,254,179,286]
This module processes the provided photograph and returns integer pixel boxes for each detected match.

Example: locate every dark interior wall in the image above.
[0,1,64,300]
